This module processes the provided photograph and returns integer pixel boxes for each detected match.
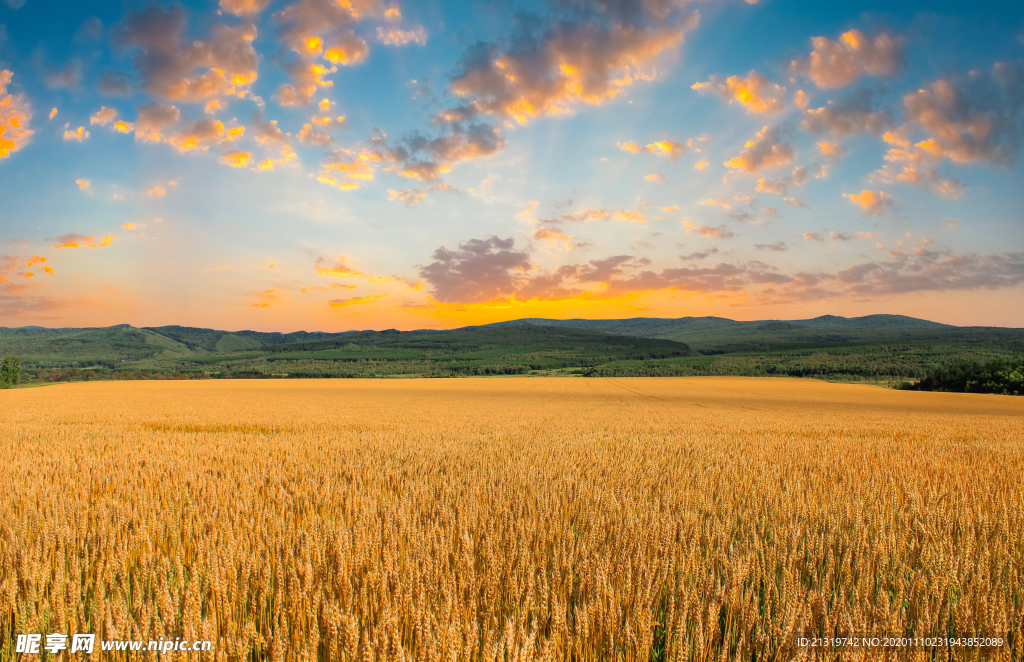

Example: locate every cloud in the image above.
[420,236,532,303]
[319,149,377,186]
[298,122,332,145]
[755,178,786,196]
[874,142,965,199]
[45,59,83,91]
[271,0,375,106]
[445,8,699,126]
[90,106,119,126]
[754,166,809,203]
[817,141,844,161]
[801,89,891,141]
[75,179,91,191]
[830,230,874,241]
[63,126,89,142]
[48,234,115,248]
[644,173,664,182]
[220,0,273,16]
[274,0,378,55]
[166,119,241,152]
[790,30,904,89]
[387,188,428,206]
[114,5,258,101]
[221,150,250,167]
[545,207,646,224]
[843,190,894,216]
[694,159,709,170]
[679,248,719,260]
[366,123,508,182]
[723,126,794,173]
[376,27,427,46]
[692,71,785,113]
[754,241,788,251]
[147,185,166,198]
[253,114,288,143]
[0,70,33,160]
[135,103,181,142]
[314,257,407,286]
[533,227,581,250]
[330,293,386,307]
[98,70,134,96]
[618,138,688,158]
[683,221,734,239]
[803,232,824,241]
[833,249,1024,297]
[894,65,1024,167]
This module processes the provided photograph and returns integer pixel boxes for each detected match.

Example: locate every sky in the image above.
[0,0,1022,332]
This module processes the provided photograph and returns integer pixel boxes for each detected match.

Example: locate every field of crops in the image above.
[2,378,1022,661]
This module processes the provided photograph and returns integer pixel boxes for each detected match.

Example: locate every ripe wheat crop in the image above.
[1,377,1022,661]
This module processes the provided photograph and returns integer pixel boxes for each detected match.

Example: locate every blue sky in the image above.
[1,0,1022,330]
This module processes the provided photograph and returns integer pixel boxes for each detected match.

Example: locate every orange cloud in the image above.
[818,141,844,160]
[387,188,428,206]
[329,293,386,307]
[791,30,903,89]
[315,257,408,287]
[324,32,370,65]
[49,108,58,119]
[116,6,258,101]
[843,190,893,216]
[619,139,688,159]
[50,233,116,248]
[533,227,577,250]
[683,221,734,239]
[63,126,89,142]
[76,179,91,190]
[221,150,250,167]
[298,122,332,145]
[723,126,794,173]
[0,70,34,160]
[692,71,785,113]
[219,0,272,15]
[551,208,646,224]
[446,12,699,126]
[644,173,664,182]
[134,103,181,142]
[317,175,359,190]
[694,160,709,170]
[148,185,166,198]
[122,223,137,229]
[167,119,232,152]
[321,150,377,184]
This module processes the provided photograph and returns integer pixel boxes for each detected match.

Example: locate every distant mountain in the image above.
[485,314,948,333]
[1,315,1020,384]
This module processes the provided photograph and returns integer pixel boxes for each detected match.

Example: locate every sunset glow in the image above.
[0,0,1021,330]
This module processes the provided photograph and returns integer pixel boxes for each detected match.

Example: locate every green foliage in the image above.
[900,358,1024,395]
[0,355,21,388]
[3,317,1022,387]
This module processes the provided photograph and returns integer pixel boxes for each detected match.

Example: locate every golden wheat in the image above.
[1,377,1022,661]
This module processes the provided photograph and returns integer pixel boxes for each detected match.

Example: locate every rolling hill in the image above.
[1,314,1020,384]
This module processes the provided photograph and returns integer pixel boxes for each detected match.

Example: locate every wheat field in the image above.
[1,377,1022,661]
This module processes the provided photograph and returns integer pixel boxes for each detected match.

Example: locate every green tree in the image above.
[1,355,22,388]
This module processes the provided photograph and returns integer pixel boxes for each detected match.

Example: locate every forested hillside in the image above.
[2,315,1020,387]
